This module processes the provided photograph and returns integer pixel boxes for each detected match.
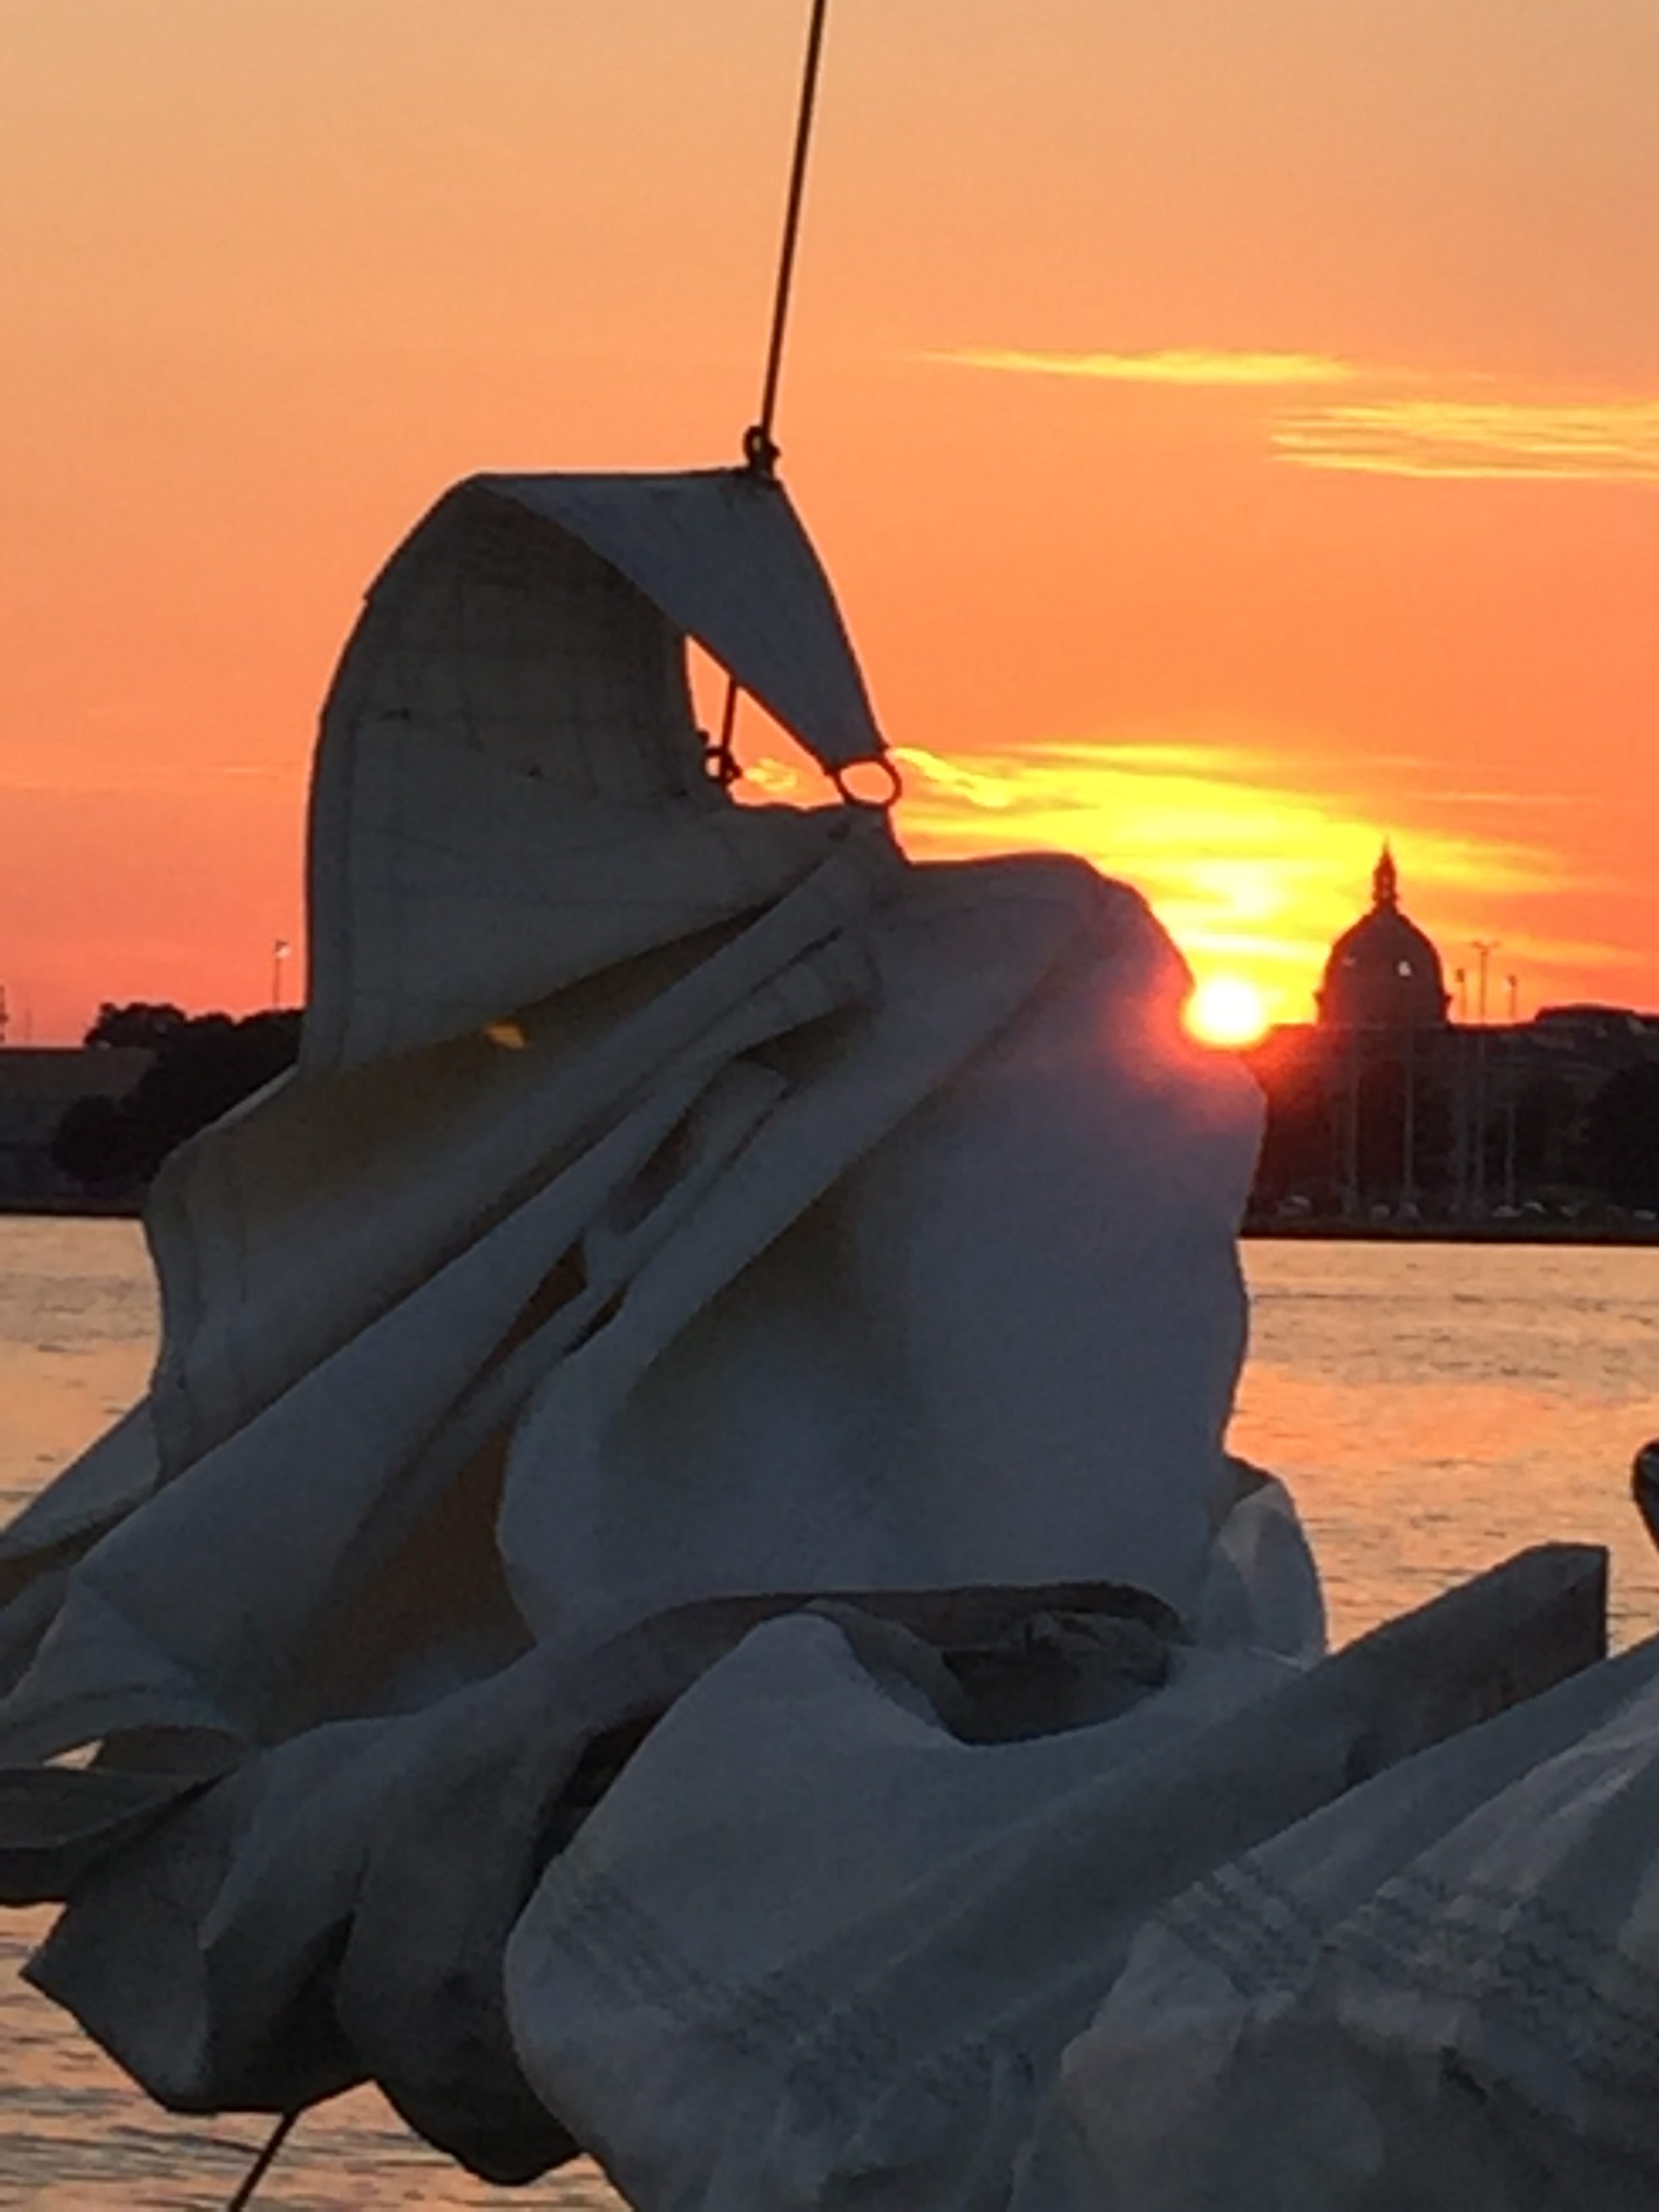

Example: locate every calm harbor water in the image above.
[1,1217,1656,2206]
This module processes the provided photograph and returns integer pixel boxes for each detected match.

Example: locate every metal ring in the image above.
[741,424,781,478]
[701,737,741,787]
[832,756,903,811]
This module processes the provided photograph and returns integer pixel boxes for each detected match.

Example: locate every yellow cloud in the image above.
[881,740,1570,1025]
[733,755,808,799]
[1275,398,1659,483]
[734,737,1605,1021]
[931,346,1360,389]
[890,744,1017,809]
[924,344,1659,489]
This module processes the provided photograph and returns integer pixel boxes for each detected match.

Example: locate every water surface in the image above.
[1,1220,1656,2205]
[1235,1237,1659,1647]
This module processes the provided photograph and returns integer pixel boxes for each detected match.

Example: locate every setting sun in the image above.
[1185,974,1271,1048]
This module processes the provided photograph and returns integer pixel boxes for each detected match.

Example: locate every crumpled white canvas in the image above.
[1012,1621,1659,2211]
[0,467,1319,2190]
[500,1544,1606,2210]
[1,464,1634,2212]
[14,464,1623,2211]
[0,453,1637,2212]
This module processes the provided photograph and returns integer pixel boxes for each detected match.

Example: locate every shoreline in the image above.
[0,1196,143,1220]
[1244,1218,1659,1247]
[3,1198,1656,1251]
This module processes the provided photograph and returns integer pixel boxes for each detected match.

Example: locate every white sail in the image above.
[33,465,1638,2211]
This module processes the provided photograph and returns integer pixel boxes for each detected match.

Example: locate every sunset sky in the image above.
[3,0,1656,1041]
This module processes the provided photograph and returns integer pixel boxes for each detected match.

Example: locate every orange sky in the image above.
[3,0,1656,1040]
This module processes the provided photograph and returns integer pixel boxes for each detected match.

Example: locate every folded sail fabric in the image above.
[1018,1610,1659,2209]
[0,470,1313,2188]
[5,468,1635,2207]
[501,1546,1607,2209]
[4,466,1639,2210]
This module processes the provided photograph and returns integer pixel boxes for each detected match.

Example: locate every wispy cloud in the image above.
[933,346,1360,390]
[1274,397,1659,483]
[743,739,1570,882]
[735,737,1629,1015]
[928,344,1659,487]
[1494,932,1650,974]
[0,760,302,797]
[888,740,1580,1019]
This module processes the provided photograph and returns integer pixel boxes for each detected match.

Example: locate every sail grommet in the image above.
[701,731,742,787]
[832,756,902,811]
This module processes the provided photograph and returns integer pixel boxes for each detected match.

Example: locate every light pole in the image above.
[1469,941,1500,1213]
[271,938,292,1012]
[1504,974,1520,1209]
[1451,967,1468,1210]
[1471,940,1499,1024]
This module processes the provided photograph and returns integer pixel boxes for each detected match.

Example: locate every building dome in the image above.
[1316,846,1449,1029]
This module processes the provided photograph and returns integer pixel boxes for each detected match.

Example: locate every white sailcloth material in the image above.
[1014,1627,1659,2211]
[303,468,886,1073]
[501,1546,1609,2210]
[0,461,1381,2195]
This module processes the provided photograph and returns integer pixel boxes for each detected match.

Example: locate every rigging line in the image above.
[225,2111,299,2210]
[745,0,833,478]
[710,0,834,788]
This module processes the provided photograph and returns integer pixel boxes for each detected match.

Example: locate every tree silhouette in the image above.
[54,1009,302,1192]
[84,1000,189,1050]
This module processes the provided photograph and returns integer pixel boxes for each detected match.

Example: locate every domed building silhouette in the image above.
[1316,846,1449,1030]
[1248,842,1659,1223]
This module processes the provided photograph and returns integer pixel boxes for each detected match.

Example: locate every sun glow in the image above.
[1185,974,1271,1048]
[733,739,1599,1027]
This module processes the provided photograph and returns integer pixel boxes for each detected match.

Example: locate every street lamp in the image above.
[1469,942,1500,1212]
[1470,940,1500,1023]
[1504,975,1521,1209]
[271,938,293,1011]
